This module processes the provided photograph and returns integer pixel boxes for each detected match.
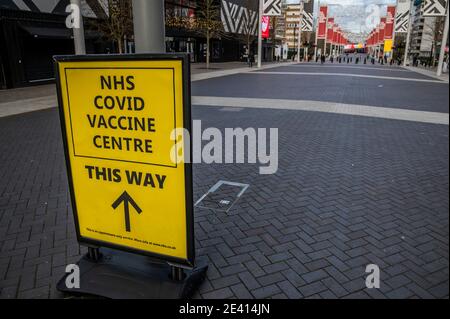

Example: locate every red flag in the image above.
[327,18,334,42]
[262,16,270,39]
[379,18,386,44]
[375,26,380,45]
[385,6,396,40]
[333,25,339,44]
[317,6,328,39]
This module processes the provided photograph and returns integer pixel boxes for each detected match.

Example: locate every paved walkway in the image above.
[192,96,449,125]
[0,61,292,118]
[403,66,449,83]
[255,71,446,84]
[0,61,448,299]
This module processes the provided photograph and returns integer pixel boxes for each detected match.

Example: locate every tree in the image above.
[420,16,446,66]
[195,0,225,69]
[94,0,134,54]
[433,16,446,66]
[234,0,258,56]
[165,4,196,30]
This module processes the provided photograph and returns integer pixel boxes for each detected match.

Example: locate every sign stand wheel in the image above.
[56,247,208,299]
[87,247,101,262]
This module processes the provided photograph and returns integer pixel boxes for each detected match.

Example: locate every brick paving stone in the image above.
[0,63,448,299]
[251,284,282,299]
[202,287,235,299]
[302,270,329,284]
[276,280,302,299]
[230,283,253,299]
[298,281,328,297]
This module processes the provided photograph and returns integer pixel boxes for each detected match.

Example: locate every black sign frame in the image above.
[54,54,195,268]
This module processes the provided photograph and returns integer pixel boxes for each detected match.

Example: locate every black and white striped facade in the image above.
[0,0,272,89]
[395,0,410,33]
[0,0,108,17]
[422,0,448,17]
[220,0,258,36]
[302,1,314,32]
[0,0,114,89]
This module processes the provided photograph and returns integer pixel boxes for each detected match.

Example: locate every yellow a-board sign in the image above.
[384,40,393,53]
[54,54,194,267]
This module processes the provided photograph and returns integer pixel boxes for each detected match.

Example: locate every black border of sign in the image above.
[53,53,195,268]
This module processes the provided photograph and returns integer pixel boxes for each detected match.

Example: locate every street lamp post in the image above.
[403,0,414,67]
[437,4,449,76]
[297,1,305,62]
[257,0,263,68]
[314,1,320,58]
[70,0,86,55]
[132,0,165,53]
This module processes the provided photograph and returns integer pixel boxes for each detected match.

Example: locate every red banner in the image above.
[374,30,377,45]
[370,30,374,46]
[378,18,386,44]
[317,6,328,39]
[262,16,270,39]
[333,25,339,44]
[385,6,396,40]
[327,18,334,42]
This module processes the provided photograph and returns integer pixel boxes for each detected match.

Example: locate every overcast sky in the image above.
[286,0,398,34]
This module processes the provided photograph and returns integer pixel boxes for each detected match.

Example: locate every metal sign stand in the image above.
[57,248,207,299]
[54,54,207,299]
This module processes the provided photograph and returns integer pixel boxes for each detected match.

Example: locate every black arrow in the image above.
[111,191,142,232]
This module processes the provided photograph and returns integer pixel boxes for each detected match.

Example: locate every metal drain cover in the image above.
[195,181,249,213]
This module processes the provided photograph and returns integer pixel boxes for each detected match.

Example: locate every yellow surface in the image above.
[57,60,188,261]
[384,40,393,53]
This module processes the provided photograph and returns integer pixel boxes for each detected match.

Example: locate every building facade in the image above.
[410,0,438,59]
[0,0,260,89]
[284,3,301,50]
[0,0,113,89]
[283,1,313,57]
[274,0,286,43]
[166,0,247,63]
